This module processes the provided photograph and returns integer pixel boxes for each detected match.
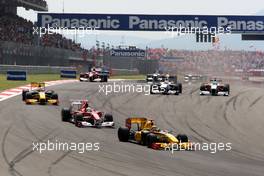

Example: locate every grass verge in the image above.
[0,74,66,91]
[110,75,145,80]
[0,74,146,91]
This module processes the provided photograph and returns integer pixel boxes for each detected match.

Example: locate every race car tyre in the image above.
[25,92,33,99]
[74,113,83,127]
[30,91,39,98]
[176,134,189,143]
[104,114,113,122]
[200,85,205,91]
[174,84,180,95]
[179,83,182,94]
[51,93,58,100]
[141,131,150,146]
[146,133,158,148]
[103,76,107,82]
[224,84,230,94]
[61,108,71,122]
[45,90,54,95]
[75,121,82,128]
[101,76,108,82]
[118,127,130,142]
[22,89,29,101]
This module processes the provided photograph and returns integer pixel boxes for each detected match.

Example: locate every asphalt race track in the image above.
[0,80,264,176]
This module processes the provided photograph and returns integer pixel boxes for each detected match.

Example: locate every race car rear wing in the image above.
[69,99,89,104]
[30,82,45,90]
[125,117,148,129]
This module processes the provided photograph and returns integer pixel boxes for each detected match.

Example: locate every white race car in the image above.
[150,75,182,95]
[200,79,230,96]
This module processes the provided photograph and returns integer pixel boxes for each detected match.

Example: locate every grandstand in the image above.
[147,48,264,76]
[0,0,92,71]
[2,1,262,75]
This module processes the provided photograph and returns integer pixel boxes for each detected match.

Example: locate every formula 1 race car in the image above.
[79,67,109,82]
[118,117,192,150]
[61,100,114,128]
[22,82,59,105]
[150,75,182,95]
[200,79,230,96]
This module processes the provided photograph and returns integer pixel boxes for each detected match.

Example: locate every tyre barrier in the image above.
[7,71,27,81]
[60,70,77,78]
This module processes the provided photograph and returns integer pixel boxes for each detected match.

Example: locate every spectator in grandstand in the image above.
[0,14,33,45]
[147,48,264,74]
[40,33,83,52]
[0,14,87,53]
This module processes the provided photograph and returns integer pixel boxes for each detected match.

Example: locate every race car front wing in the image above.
[200,91,229,96]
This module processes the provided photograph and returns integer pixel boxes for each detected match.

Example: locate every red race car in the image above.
[61,100,114,128]
[79,67,109,82]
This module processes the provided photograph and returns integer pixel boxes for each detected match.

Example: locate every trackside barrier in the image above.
[7,71,27,81]
[60,70,77,78]
[0,65,77,74]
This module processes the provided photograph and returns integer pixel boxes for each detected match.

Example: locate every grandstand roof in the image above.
[0,0,48,11]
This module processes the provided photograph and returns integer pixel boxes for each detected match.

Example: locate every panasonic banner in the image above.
[38,13,264,33]
[110,49,146,57]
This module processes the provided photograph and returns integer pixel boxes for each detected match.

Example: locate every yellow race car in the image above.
[22,82,59,105]
[118,117,193,150]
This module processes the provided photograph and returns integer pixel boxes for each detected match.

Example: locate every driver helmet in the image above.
[86,107,92,112]
[37,86,44,92]
[150,125,160,132]
[164,78,169,83]
[91,67,96,72]
[144,120,154,130]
